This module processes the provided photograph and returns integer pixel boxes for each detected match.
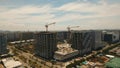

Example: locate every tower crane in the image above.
[66,25,80,43]
[67,26,79,32]
[45,22,56,32]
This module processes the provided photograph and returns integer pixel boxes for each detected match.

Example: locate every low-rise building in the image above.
[103,31,119,44]
[109,47,120,56]
[2,57,23,68]
[54,43,79,61]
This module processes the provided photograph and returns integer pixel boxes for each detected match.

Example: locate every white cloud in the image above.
[0,5,55,19]
[81,18,120,30]
[57,1,120,17]
[0,0,120,31]
[0,6,9,12]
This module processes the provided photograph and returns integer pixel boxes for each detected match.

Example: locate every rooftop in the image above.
[55,43,78,55]
[2,57,22,68]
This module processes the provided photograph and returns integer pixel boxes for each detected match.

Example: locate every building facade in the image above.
[57,31,70,42]
[21,32,34,40]
[91,31,104,50]
[35,32,57,59]
[0,33,8,55]
[6,32,21,42]
[103,31,119,44]
[71,31,93,56]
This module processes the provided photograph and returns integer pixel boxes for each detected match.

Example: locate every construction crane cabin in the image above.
[45,22,56,32]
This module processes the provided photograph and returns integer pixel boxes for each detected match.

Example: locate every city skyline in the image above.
[0,0,120,31]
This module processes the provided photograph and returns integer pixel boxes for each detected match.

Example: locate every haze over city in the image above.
[0,0,120,31]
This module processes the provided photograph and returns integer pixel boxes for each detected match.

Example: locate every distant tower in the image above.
[22,32,34,40]
[0,33,8,55]
[35,32,57,59]
[71,31,93,56]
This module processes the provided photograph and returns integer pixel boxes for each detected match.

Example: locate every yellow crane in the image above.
[45,22,56,32]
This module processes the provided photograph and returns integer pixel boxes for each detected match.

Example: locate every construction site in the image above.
[0,22,120,68]
[54,41,79,61]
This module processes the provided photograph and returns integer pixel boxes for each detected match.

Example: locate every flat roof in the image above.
[55,49,78,55]
[2,58,22,68]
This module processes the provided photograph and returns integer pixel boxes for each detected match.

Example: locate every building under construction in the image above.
[0,33,8,55]
[35,32,57,59]
[71,31,93,56]
[91,31,104,50]
[54,42,79,61]
[57,31,70,42]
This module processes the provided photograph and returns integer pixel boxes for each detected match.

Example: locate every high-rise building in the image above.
[6,32,21,42]
[71,31,93,56]
[91,31,104,50]
[35,32,57,59]
[0,33,8,55]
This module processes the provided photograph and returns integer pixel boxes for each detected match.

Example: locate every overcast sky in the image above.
[0,0,120,31]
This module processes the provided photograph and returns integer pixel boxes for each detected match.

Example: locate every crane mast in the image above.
[67,25,79,43]
[45,22,56,32]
